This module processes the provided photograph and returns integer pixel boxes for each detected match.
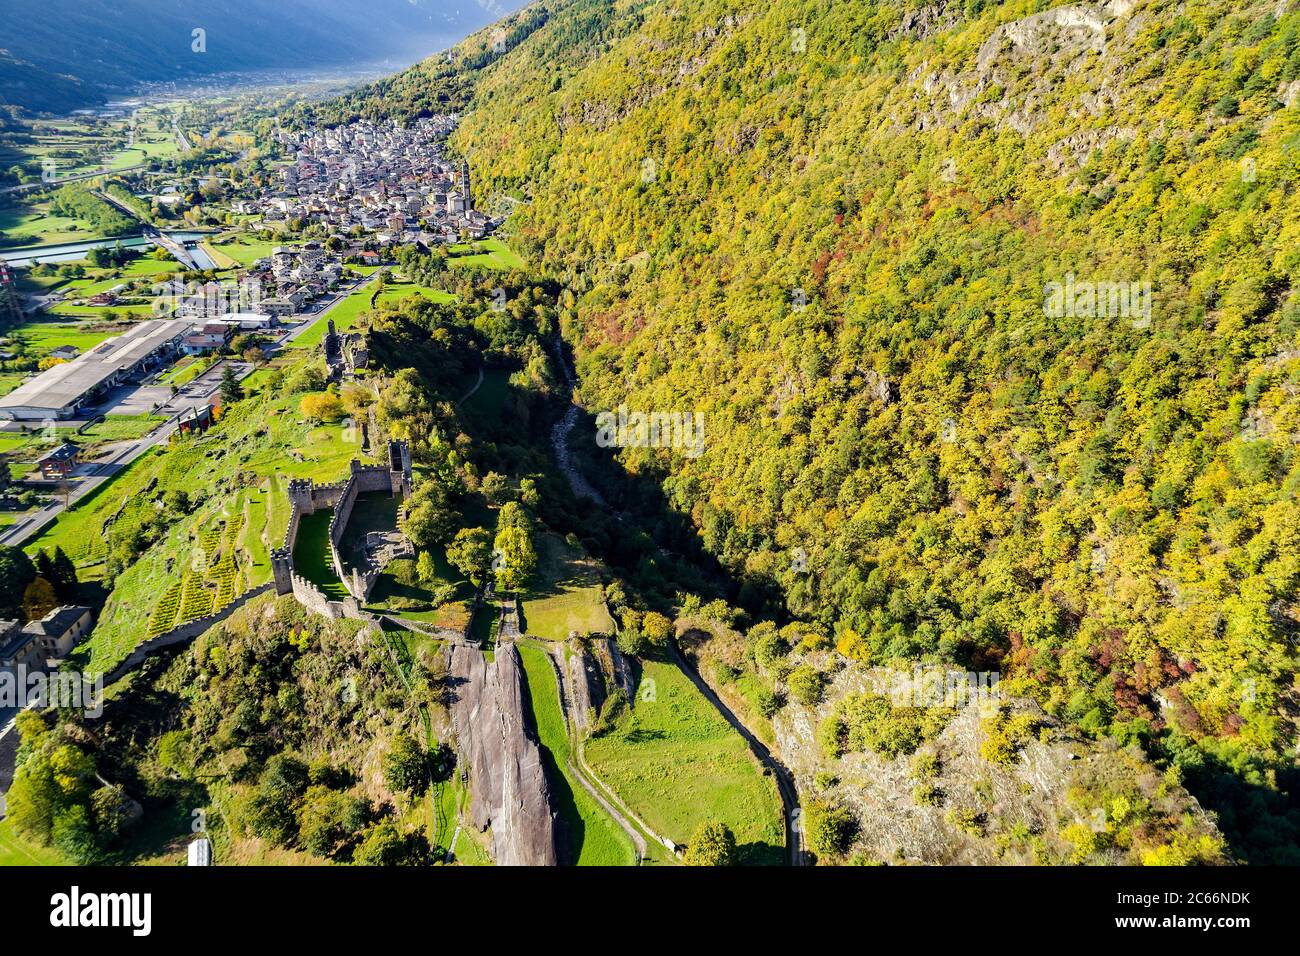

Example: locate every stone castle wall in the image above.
[273,440,413,619]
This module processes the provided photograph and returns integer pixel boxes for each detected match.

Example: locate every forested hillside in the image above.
[306,0,1300,861]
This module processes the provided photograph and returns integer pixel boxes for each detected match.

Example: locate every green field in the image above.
[291,279,457,350]
[0,819,69,866]
[584,656,784,865]
[9,318,126,354]
[293,509,347,600]
[516,641,638,866]
[520,534,615,640]
[0,373,26,397]
[447,238,525,271]
[201,234,291,269]
[78,413,167,445]
[0,204,98,246]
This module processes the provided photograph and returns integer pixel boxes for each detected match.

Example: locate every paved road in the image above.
[274,272,380,348]
[0,360,252,549]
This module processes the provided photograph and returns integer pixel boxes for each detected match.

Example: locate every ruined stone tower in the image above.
[271,547,294,595]
[388,439,412,496]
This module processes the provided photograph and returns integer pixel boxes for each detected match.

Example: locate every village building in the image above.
[35,442,80,479]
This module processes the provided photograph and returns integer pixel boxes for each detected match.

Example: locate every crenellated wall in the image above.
[274,441,413,618]
[101,583,275,686]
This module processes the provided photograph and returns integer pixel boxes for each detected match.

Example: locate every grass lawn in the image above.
[48,303,155,319]
[0,372,25,397]
[584,655,785,865]
[293,509,347,600]
[291,279,457,350]
[9,317,126,355]
[202,234,289,269]
[158,356,212,387]
[79,413,167,444]
[0,203,99,246]
[0,818,68,866]
[520,534,615,640]
[517,641,637,866]
[447,238,525,271]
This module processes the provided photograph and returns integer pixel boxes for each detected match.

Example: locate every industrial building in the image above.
[0,318,193,421]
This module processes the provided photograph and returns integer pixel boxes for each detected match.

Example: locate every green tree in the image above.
[684,820,737,866]
[352,820,429,866]
[219,364,244,405]
[402,480,457,551]
[445,527,493,587]
[381,734,429,796]
[805,797,858,863]
[786,665,825,706]
[0,547,36,620]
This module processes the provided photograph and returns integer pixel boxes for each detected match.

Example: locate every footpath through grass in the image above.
[583,655,785,865]
[516,641,637,866]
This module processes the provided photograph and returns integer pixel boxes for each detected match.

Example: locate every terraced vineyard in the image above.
[144,511,248,637]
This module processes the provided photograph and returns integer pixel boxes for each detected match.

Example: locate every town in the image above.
[254,117,496,244]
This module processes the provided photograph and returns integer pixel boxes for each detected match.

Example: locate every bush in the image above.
[786,665,825,706]
[381,733,429,796]
[805,797,858,862]
[683,820,737,866]
[352,820,430,866]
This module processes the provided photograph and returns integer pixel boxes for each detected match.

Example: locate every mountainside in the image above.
[0,0,525,113]
[316,0,1300,862]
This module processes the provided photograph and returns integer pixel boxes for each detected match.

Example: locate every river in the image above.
[0,231,217,268]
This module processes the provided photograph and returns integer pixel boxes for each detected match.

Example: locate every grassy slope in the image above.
[584,655,784,864]
[291,279,458,350]
[516,640,637,865]
[521,533,614,640]
[47,391,376,673]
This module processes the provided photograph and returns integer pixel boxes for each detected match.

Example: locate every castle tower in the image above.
[287,478,316,515]
[271,547,294,595]
[387,439,412,496]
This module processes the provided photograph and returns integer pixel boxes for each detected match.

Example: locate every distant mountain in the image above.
[0,0,530,113]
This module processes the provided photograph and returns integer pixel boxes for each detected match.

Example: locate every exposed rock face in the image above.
[565,641,605,734]
[448,643,557,866]
[774,662,1224,865]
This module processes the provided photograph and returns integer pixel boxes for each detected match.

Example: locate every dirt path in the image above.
[542,643,677,863]
[456,365,484,406]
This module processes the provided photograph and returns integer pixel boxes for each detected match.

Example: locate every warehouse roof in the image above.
[0,319,193,415]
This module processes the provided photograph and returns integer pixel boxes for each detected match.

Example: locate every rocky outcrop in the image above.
[773,662,1225,865]
[448,643,557,865]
